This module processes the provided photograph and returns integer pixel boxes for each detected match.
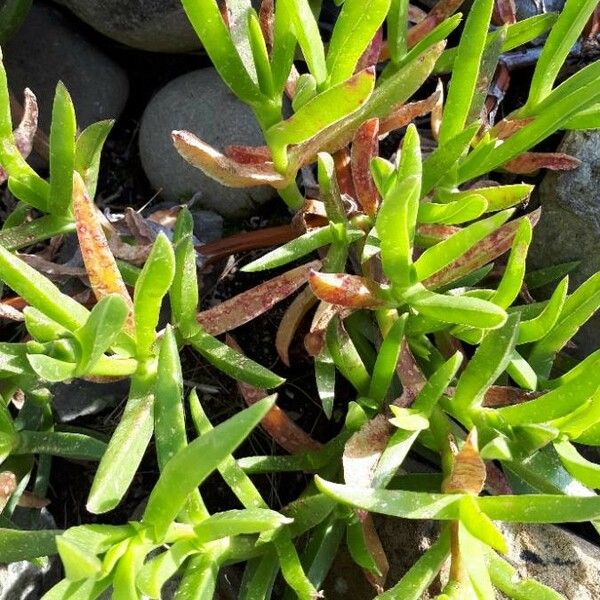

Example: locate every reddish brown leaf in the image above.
[276,286,318,366]
[424,210,540,289]
[442,429,486,495]
[351,118,380,216]
[258,0,275,52]
[379,89,441,135]
[502,152,582,174]
[407,0,464,48]
[198,261,321,335]
[396,341,427,396]
[492,0,516,25]
[584,6,600,42]
[73,172,134,318]
[224,144,273,165]
[227,335,321,454]
[333,148,357,198]
[308,271,388,309]
[172,130,288,189]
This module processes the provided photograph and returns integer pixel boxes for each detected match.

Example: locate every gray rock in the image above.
[52,378,130,422]
[192,208,224,245]
[324,517,600,598]
[139,68,277,219]
[3,3,129,134]
[528,130,600,358]
[0,509,60,599]
[54,0,199,53]
[515,0,566,20]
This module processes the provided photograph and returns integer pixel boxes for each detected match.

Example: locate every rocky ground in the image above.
[1,0,600,598]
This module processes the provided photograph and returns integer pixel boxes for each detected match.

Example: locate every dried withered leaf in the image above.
[198,260,321,335]
[13,88,38,159]
[351,118,380,216]
[305,301,353,357]
[0,472,16,512]
[424,210,540,289]
[276,285,318,366]
[502,152,582,174]
[431,79,444,141]
[442,429,486,495]
[344,414,393,489]
[291,199,329,233]
[409,4,428,23]
[147,205,181,229]
[361,513,389,594]
[308,271,388,309]
[73,172,134,315]
[199,225,296,260]
[0,302,24,321]
[379,89,441,136]
[19,254,87,280]
[227,335,321,454]
[124,208,156,245]
[172,130,288,188]
[0,89,38,184]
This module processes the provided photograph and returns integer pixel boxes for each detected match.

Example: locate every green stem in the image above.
[278,182,304,211]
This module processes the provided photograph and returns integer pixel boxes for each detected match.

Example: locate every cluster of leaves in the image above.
[0,0,599,598]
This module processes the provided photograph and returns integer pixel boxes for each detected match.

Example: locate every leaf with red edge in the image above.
[172,130,288,188]
[227,335,321,454]
[356,28,384,73]
[424,210,540,289]
[197,261,320,336]
[72,172,133,317]
[351,118,380,216]
[502,152,581,174]
[309,271,390,309]
[275,285,318,366]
